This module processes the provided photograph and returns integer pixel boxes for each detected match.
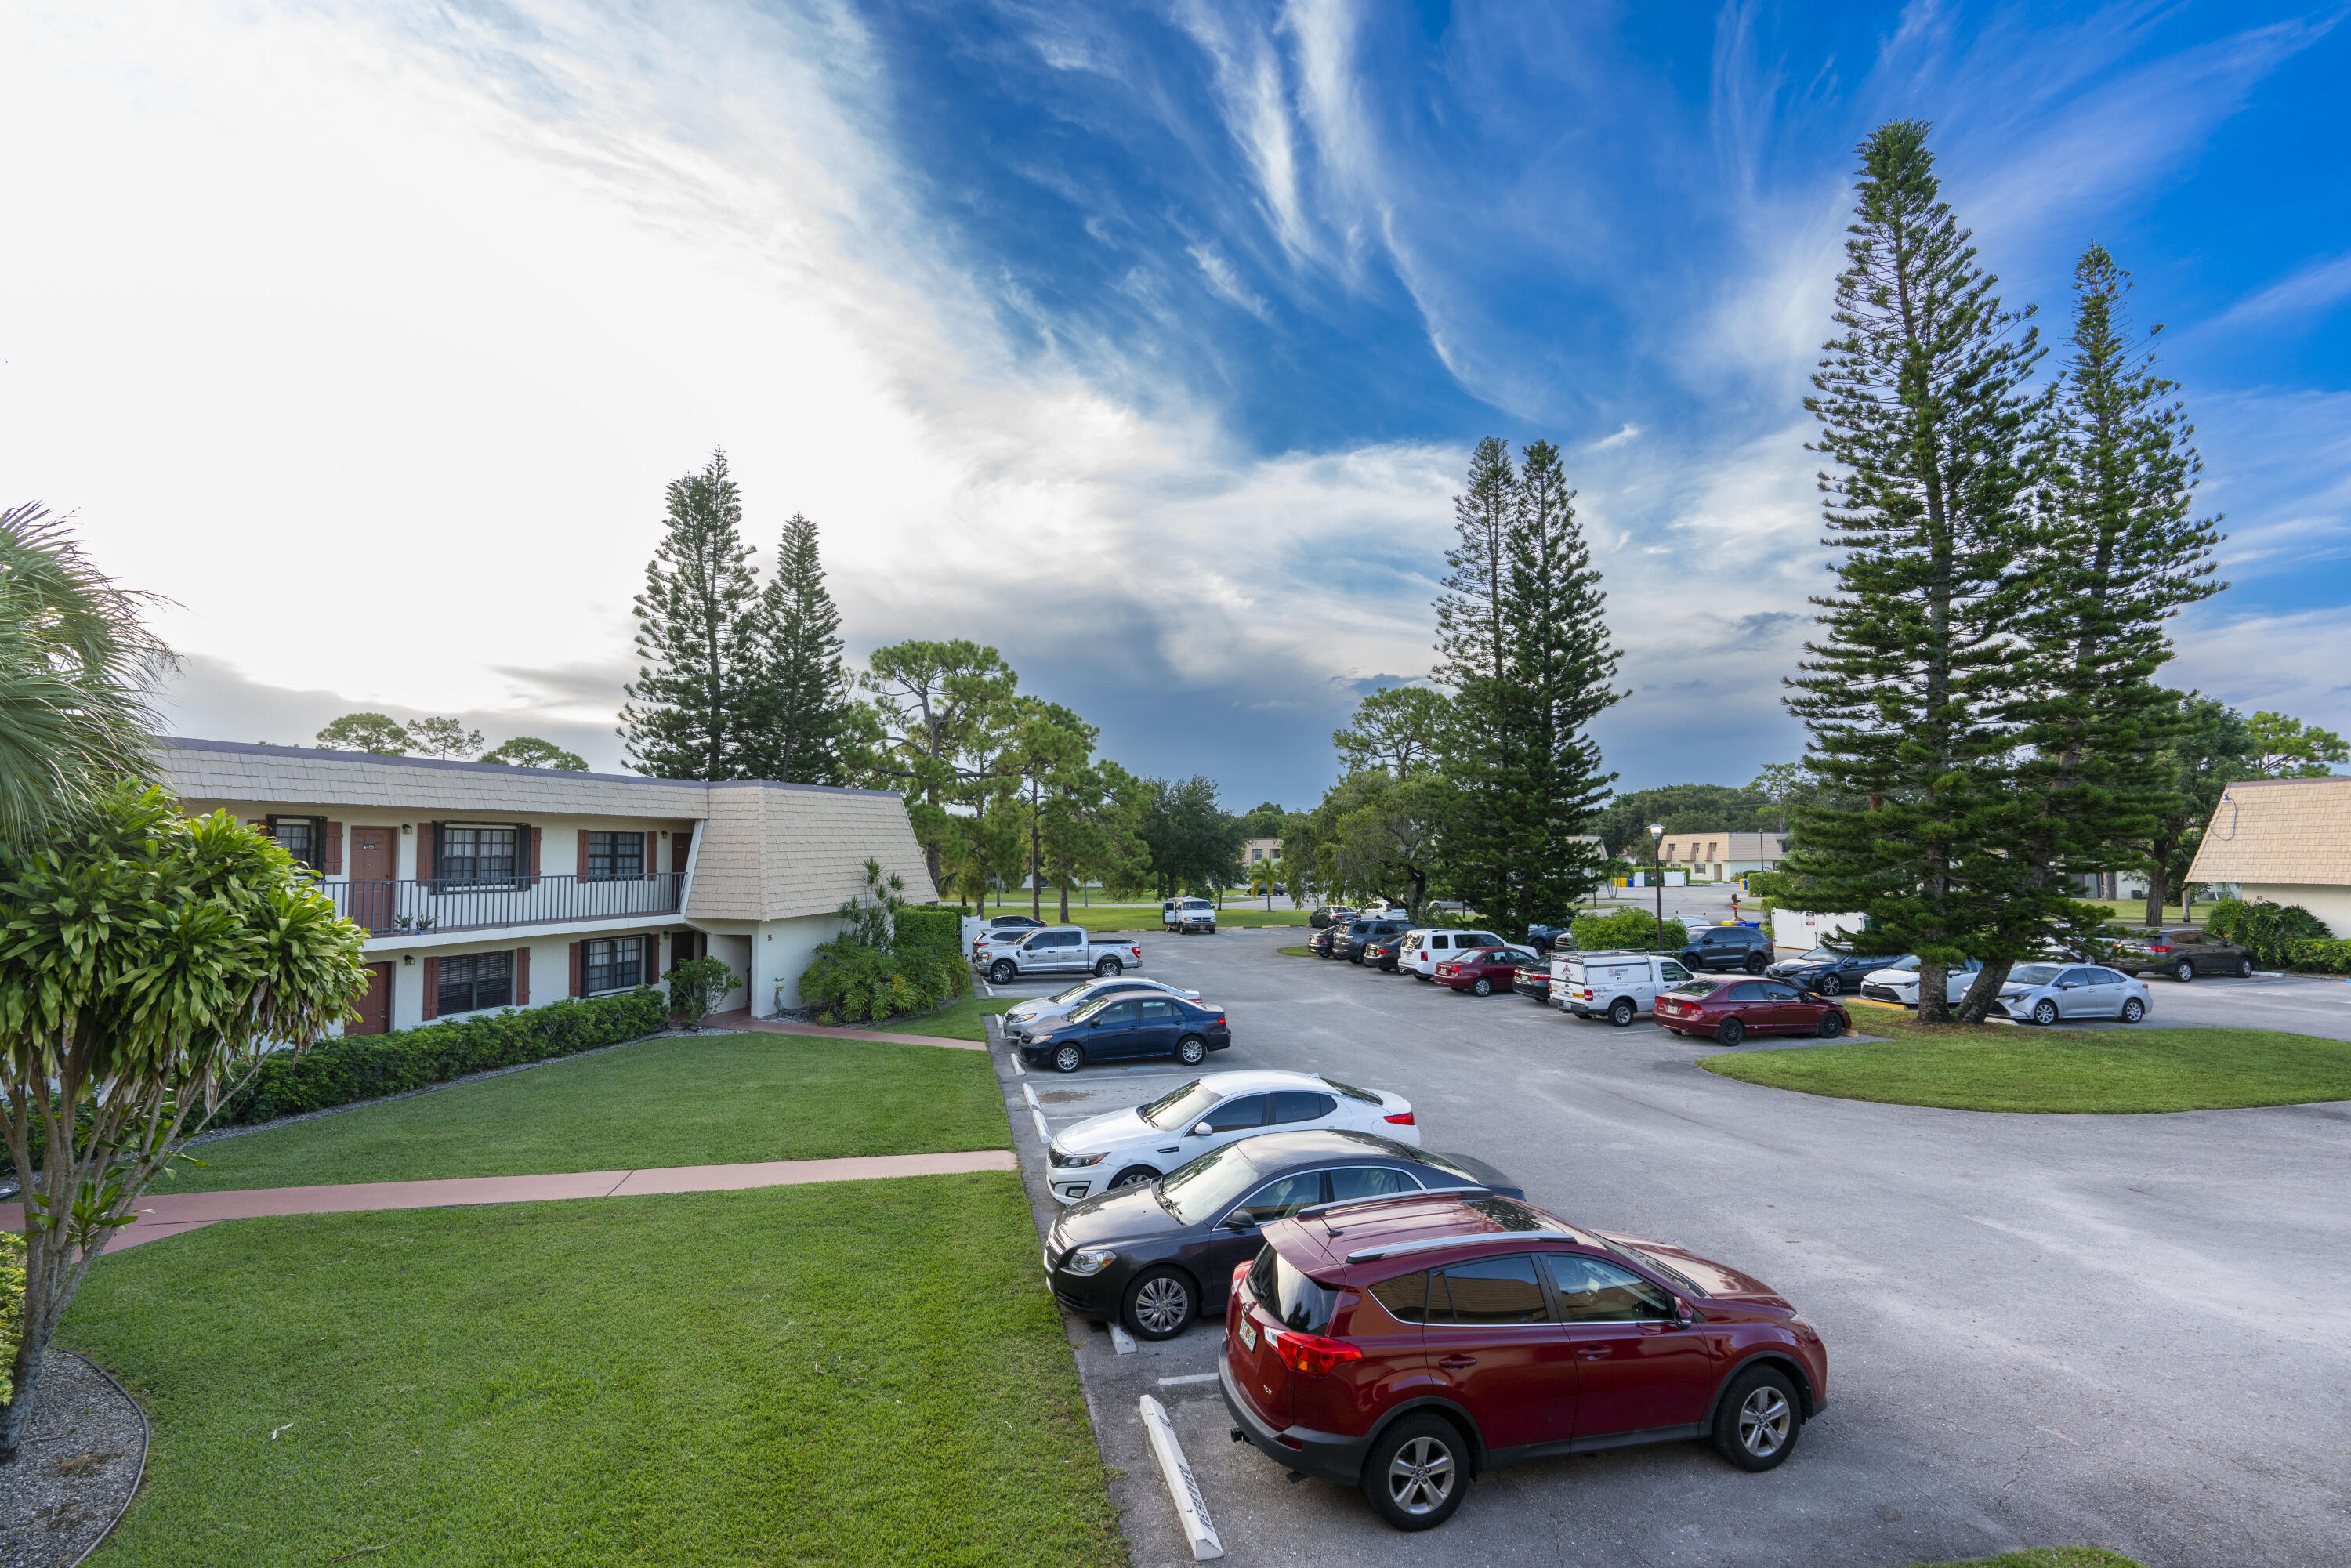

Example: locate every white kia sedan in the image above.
[1044,1070,1418,1204]
[1989,962,2153,1025]
[1002,976,1202,1045]
[1858,954,1984,1006]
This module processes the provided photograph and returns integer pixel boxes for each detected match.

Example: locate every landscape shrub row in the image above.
[2202,899,2336,969]
[1570,907,1690,954]
[2284,937,2351,974]
[216,988,668,1128]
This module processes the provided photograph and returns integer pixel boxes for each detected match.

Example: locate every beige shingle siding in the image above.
[2186,777,2351,887]
[684,781,936,922]
[161,738,712,820]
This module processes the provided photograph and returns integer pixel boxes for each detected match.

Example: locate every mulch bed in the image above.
[0,1352,147,1567]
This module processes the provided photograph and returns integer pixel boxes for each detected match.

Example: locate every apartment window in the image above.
[437,824,520,885]
[437,951,513,1015]
[583,936,647,994]
[267,815,326,871]
[585,831,645,881]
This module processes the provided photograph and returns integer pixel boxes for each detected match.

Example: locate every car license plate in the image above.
[1239,1317,1258,1352]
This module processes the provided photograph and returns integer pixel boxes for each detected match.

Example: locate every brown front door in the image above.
[350,962,394,1035]
[349,825,399,932]
[672,831,692,873]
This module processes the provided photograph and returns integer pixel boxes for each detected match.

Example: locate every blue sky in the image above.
[3,1,2346,812]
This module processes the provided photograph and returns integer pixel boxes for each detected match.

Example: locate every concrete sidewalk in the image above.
[2,1148,1016,1253]
[705,1009,986,1051]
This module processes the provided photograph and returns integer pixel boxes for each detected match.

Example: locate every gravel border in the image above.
[0,1352,149,1568]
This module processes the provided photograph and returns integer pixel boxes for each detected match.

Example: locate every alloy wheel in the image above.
[1052,1044,1083,1074]
[2121,998,2146,1023]
[2175,960,2194,983]
[1472,977,1493,997]
[1818,974,1842,995]
[1737,1384,1793,1458]
[1131,1274,1190,1335]
[1178,1035,1207,1065]
[1384,1436,1455,1516]
[2032,999,2058,1026]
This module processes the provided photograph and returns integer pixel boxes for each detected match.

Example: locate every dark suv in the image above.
[1221,1190,1828,1531]
[1678,923,1774,973]
[2114,928,2254,983]
[1343,918,1411,965]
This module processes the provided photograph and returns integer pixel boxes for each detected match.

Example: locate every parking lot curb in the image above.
[1109,1323,1136,1355]
[1137,1394,1224,1561]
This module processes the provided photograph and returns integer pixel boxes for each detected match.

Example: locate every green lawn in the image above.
[64,1173,1124,1566]
[978,904,1310,931]
[1922,1552,2143,1568]
[1277,944,1316,958]
[174,1034,1008,1192]
[889,994,1019,1041]
[1703,1007,2351,1113]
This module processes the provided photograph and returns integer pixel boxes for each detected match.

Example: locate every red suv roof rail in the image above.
[1343,1229,1583,1266]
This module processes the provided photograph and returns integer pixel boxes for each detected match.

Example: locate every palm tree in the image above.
[1249,856,1286,911]
[0,505,171,840]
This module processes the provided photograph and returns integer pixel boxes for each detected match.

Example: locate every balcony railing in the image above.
[326,872,686,937]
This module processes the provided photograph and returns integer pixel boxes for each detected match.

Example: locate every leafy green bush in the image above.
[2287,937,2351,974]
[217,989,666,1127]
[796,860,971,1025]
[2203,899,2332,968]
[666,955,734,1030]
[0,1229,21,1405]
[1571,907,1689,953]
[892,907,963,959]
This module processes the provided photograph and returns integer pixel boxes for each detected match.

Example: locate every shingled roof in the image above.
[2185,777,2351,887]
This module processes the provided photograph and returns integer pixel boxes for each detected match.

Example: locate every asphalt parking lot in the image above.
[991,925,2351,1567]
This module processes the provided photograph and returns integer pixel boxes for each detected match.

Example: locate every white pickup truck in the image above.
[974,925,1146,985]
[1552,950,1693,1026]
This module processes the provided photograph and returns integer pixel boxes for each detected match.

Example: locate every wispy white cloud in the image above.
[2210,252,2351,331]
[1186,242,1273,320]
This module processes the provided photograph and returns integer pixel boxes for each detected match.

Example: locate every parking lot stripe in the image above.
[1138,1395,1224,1561]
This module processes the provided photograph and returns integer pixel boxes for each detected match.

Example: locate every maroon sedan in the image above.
[1221,1190,1828,1531]
[1654,978,1852,1045]
[1432,944,1541,997]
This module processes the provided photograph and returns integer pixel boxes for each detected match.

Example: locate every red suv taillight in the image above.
[1383,1110,1415,1125]
[2147,944,2172,953]
[1273,1331,1363,1376]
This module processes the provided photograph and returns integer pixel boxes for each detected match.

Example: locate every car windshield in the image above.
[1668,980,1726,998]
[1882,955,1922,972]
[1067,995,1117,1022]
[1317,1076,1383,1105]
[1797,947,1853,963]
[1138,1080,1221,1130]
[2007,964,2066,987]
[1159,1141,1262,1222]
[1048,980,1099,1002]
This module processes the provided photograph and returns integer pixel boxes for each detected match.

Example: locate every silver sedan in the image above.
[1001,976,1201,1042]
[1991,962,2154,1025]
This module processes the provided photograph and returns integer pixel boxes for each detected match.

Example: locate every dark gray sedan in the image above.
[1041,1129,1520,1341]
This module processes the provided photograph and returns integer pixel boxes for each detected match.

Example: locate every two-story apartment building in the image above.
[1654,831,1784,883]
[162,737,935,1033]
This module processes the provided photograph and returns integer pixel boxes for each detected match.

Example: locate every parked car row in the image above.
[1036,1068,1829,1533]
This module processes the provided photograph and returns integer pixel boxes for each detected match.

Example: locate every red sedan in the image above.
[1433,944,1541,997]
[1654,978,1852,1045]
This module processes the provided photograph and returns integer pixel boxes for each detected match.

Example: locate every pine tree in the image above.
[619,450,761,780]
[742,510,856,784]
[1784,121,2046,1022]
[1432,438,1520,926]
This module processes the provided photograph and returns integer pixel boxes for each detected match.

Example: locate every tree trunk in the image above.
[2143,861,2166,928]
[1954,959,2012,1025]
[1918,955,1950,1025]
[0,1330,50,1464]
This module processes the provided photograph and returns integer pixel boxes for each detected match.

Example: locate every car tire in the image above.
[1817,974,1842,996]
[1108,1165,1160,1190]
[989,960,1016,985]
[1715,1017,1746,1046]
[2234,957,2253,979]
[1744,954,1767,975]
[2031,998,2058,1027]
[1095,958,1122,977]
[2121,997,2146,1023]
[1051,1043,1085,1074]
[1361,1413,1469,1532]
[1176,1034,1208,1065]
[1121,1266,1194,1341]
[1472,977,1494,997]
[1815,1012,1844,1038]
[1608,998,1636,1027]
[1712,1363,1802,1472]
[2174,959,2194,983]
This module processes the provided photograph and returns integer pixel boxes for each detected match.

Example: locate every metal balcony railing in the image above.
[326,871,686,937]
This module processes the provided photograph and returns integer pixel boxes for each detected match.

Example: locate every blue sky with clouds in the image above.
[3,1,2346,812]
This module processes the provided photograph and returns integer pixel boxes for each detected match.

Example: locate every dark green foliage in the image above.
[1784,121,2048,1022]
[620,449,763,780]
[863,640,1020,893]
[216,989,665,1127]
[666,956,734,1031]
[890,907,964,960]
[1596,784,1773,862]
[741,510,859,785]
[1136,775,1245,896]
[479,737,588,771]
[1332,687,1448,777]
[2201,900,2332,969]
[797,859,970,1024]
[1570,907,1689,953]
[313,712,410,755]
[2284,938,2351,974]
[2142,695,2258,922]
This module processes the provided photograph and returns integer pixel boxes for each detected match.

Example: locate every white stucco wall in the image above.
[755,912,850,1015]
[1772,907,1872,951]
[2241,885,2351,939]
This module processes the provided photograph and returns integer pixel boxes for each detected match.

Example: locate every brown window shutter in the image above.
[422,956,440,1020]
[569,940,583,998]
[643,933,657,976]
[529,826,542,878]
[515,946,531,1005]
[416,822,435,882]
[324,822,343,874]
[577,831,589,878]
[643,831,657,878]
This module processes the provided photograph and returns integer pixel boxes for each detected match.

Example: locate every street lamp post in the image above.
[1649,823,1665,950]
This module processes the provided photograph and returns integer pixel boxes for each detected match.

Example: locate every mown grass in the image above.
[1921,1551,2143,1568]
[173,1034,1008,1191]
[64,1173,1125,1567]
[1703,1005,2351,1113]
[1277,945,1316,958]
[888,994,1019,1041]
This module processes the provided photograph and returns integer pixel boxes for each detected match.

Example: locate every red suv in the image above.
[1653,977,1853,1045]
[1432,945,1541,997]
[1220,1191,1827,1530]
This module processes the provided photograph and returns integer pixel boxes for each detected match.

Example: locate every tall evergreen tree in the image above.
[862,639,1018,890]
[1431,438,1520,926]
[741,510,857,785]
[1784,121,2046,1022]
[619,449,761,780]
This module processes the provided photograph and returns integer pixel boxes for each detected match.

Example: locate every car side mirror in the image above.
[1221,1213,1256,1230]
[1193,1121,1215,1136]
[1673,1297,1697,1325]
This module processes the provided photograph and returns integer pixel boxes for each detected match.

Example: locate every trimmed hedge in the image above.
[1572,907,1690,954]
[2288,937,2351,974]
[215,988,668,1128]
[893,907,964,959]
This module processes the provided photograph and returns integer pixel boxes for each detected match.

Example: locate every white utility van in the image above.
[1399,927,1508,981]
[1162,897,1218,934]
[1552,950,1694,1026]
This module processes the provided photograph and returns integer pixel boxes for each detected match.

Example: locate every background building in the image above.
[2186,777,2351,936]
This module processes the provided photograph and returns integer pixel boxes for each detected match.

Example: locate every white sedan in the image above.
[1858,954,1984,1006]
[1990,962,2153,1025]
[1002,976,1201,1044]
[1044,1070,1418,1204]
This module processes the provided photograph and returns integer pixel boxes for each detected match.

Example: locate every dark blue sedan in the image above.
[1020,993,1232,1073]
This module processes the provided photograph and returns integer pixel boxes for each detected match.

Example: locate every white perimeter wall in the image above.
[1772,907,1871,952]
